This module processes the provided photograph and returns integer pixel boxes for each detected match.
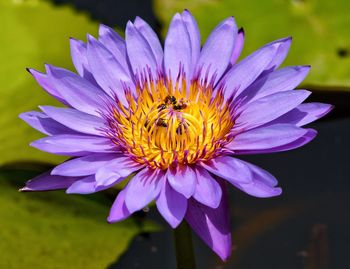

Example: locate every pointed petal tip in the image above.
[18,112,28,120]
[86,34,97,43]
[222,16,236,27]
[217,246,232,261]
[106,216,115,224]
[181,9,194,17]
[238,27,245,34]
[133,16,143,23]
[19,187,30,192]
[126,20,134,28]
[99,23,109,30]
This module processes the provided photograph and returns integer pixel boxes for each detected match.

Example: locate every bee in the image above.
[164,95,176,105]
[176,122,189,135]
[156,118,168,127]
[173,99,188,110]
[157,103,167,111]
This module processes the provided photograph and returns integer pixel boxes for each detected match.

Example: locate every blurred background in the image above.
[1,0,350,268]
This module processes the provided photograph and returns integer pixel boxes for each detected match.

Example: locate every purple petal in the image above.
[19,111,75,136]
[156,180,187,228]
[134,16,163,68]
[39,106,105,136]
[220,39,279,100]
[200,156,252,184]
[164,13,192,84]
[95,157,143,189]
[124,168,165,213]
[181,10,201,76]
[167,164,196,198]
[20,171,77,192]
[69,38,95,83]
[45,64,110,116]
[66,175,97,194]
[125,21,158,78]
[27,68,67,105]
[234,90,311,131]
[31,134,116,156]
[264,37,292,70]
[269,102,334,127]
[108,189,131,223]
[98,24,129,71]
[238,66,310,106]
[234,128,317,154]
[230,28,244,65]
[185,181,231,261]
[87,35,133,105]
[228,124,310,151]
[196,17,237,85]
[228,160,281,198]
[192,166,222,208]
[51,153,119,176]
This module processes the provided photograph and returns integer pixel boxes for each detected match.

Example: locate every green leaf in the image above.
[154,0,350,88]
[0,0,99,164]
[0,165,159,269]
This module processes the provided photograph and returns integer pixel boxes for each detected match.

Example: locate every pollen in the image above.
[106,76,235,169]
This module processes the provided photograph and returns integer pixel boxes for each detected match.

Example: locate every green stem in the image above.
[174,221,196,269]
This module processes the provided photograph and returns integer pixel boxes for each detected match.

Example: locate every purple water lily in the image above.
[20,10,332,260]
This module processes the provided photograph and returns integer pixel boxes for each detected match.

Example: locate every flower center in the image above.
[106,77,234,169]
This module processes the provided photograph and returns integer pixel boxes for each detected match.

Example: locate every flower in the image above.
[20,10,332,260]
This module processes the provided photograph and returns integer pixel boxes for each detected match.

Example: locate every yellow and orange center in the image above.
[108,78,234,169]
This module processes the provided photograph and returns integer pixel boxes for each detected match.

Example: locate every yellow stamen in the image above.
[109,78,234,169]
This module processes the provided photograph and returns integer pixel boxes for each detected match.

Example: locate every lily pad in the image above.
[154,0,350,88]
[0,165,158,269]
[0,0,98,164]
